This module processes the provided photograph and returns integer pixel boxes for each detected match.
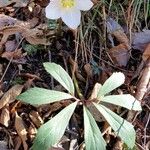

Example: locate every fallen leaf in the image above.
[15,112,28,150]
[106,18,130,66]
[14,136,22,150]
[1,48,26,60]
[132,30,150,51]
[29,110,43,128]
[0,107,10,127]
[28,123,37,140]
[0,15,50,46]
[0,0,28,8]
[0,84,24,109]
[143,43,150,61]
[109,43,130,66]
[84,63,93,78]
[5,40,17,52]
[0,14,16,27]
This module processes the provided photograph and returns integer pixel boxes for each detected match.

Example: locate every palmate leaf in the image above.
[97,72,125,97]
[32,102,78,150]
[84,106,106,150]
[101,94,142,111]
[94,103,136,149]
[43,63,74,95]
[17,87,73,105]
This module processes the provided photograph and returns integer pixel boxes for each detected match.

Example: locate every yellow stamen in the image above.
[61,0,75,8]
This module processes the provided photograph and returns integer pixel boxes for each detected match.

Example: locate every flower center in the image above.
[61,0,75,8]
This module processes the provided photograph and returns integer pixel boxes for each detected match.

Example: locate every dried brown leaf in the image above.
[107,18,130,66]
[0,25,50,46]
[143,43,150,61]
[5,40,17,52]
[14,136,22,150]
[109,43,130,66]
[1,48,26,60]
[0,107,10,127]
[0,84,24,109]
[29,110,43,128]
[0,15,50,46]
[84,63,93,78]
[132,30,150,51]
[15,112,28,150]
[0,0,28,8]
[28,124,37,140]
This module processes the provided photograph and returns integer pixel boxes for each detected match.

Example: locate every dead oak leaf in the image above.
[107,18,130,66]
[15,112,28,150]
[0,25,50,46]
[0,107,10,127]
[0,0,28,8]
[0,84,24,109]
[1,48,26,60]
[143,43,150,61]
[132,30,150,51]
[109,43,130,66]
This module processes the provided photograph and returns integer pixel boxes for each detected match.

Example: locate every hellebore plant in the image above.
[17,62,142,150]
[45,0,93,29]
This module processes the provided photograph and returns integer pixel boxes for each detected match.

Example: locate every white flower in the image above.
[45,0,93,29]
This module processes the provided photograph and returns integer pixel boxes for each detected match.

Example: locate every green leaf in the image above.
[43,63,74,95]
[94,103,136,149]
[32,101,78,150]
[101,94,142,111]
[17,87,73,105]
[83,106,106,150]
[97,72,125,97]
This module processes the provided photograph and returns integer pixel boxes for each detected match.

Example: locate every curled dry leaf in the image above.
[84,63,93,78]
[143,43,150,61]
[107,18,130,66]
[28,123,37,140]
[14,136,22,150]
[29,110,43,128]
[0,14,50,46]
[132,30,150,51]
[5,40,17,52]
[0,14,16,27]
[0,84,24,109]
[0,25,50,46]
[15,112,28,150]
[0,107,10,127]
[109,43,130,66]
[1,48,26,60]
[0,0,29,8]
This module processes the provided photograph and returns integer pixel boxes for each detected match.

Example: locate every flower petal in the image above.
[45,0,61,19]
[75,0,93,11]
[61,9,81,29]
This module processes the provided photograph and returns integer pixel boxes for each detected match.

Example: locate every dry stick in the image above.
[127,57,150,122]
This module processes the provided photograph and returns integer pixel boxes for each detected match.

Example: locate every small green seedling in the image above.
[17,62,142,150]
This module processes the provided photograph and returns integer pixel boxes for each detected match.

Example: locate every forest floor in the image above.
[0,0,150,150]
